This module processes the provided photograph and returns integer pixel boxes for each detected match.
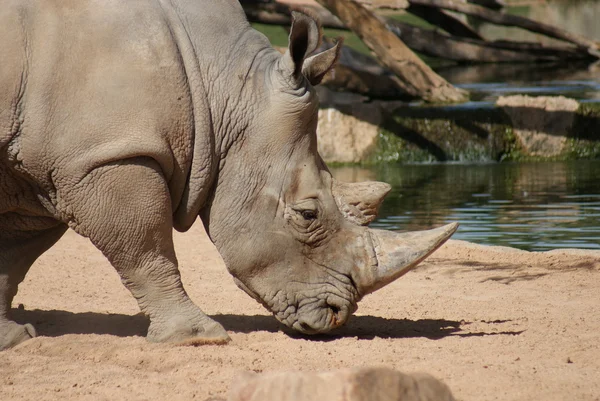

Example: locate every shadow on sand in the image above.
[12,309,523,341]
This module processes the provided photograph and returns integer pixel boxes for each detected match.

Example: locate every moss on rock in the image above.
[364,101,600,164]
[367,106,511,164]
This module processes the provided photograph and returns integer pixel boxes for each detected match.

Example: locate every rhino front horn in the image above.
[357,223,459,296]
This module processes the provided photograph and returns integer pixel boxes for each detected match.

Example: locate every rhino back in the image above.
[0,0,28,151]
[5,0,199,209]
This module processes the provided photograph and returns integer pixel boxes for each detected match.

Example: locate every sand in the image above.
[2,222,599,401]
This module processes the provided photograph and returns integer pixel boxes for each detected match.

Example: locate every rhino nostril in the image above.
[328,304,344,327]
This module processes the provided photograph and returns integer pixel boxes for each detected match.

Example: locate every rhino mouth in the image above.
[291,300,354,335]
[233,266,359,334]
[234,278,357,334]
[269,287,358,335]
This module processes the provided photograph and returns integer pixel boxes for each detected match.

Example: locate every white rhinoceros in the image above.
[0,0,457,350]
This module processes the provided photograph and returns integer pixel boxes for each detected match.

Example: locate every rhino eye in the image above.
[301,210,317,221]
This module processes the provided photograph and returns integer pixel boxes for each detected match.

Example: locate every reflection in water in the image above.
[331,161,600,251]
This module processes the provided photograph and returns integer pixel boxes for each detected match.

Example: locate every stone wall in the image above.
[316,92,600,164]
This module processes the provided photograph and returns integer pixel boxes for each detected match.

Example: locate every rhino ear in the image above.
[302,38,343,86]
[283,10,322,82]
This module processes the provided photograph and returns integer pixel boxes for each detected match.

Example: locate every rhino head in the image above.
[202,11,458,334]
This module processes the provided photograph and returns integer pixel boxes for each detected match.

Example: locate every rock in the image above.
[330,166,377,183]
[496,95,580,157]
[227,367,456,401]
[316,88,383,163]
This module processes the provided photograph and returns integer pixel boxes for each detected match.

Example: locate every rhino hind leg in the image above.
[57,159,230,345]
[0,224,67,350]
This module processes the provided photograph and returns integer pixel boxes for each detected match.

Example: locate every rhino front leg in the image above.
[59,158,230,345]
[0,224,67,350]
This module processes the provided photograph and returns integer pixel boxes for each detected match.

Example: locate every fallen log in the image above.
[244,2,593,65]
[406,4,483,40]
[354,0,409,9]
[321,39,414,99]
[242,1,346,29]
[407,0,600,56]
[386,19,591,63]
[467,0,505,10]
[351,0,507,11]
[321,61,414,99]
[315,0,469,103]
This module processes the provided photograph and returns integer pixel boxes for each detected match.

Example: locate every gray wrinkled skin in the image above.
[0,0,457,350]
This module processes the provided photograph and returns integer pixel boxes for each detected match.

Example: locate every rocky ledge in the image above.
[316,90,600,164]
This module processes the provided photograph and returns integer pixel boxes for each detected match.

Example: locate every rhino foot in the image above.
[0,321,37,351]
[147,314,230,346]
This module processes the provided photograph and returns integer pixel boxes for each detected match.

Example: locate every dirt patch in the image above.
[2,224,599,401]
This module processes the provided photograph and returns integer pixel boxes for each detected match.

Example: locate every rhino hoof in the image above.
[176,322,232,347]
[148,316,231,346]
[0,322,37,351]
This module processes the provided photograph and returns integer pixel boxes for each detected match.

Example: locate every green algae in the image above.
[363,103,600,164]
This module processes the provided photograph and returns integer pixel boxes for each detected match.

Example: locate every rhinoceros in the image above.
[0,0,457,350]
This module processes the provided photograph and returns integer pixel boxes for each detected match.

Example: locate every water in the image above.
[331,161,600,252]
[433,62,600,105]
[455,79,600,104]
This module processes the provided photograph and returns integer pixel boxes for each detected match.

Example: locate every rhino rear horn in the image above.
[332,179,392,226]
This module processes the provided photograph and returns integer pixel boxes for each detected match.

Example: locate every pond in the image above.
[331,161,600,252]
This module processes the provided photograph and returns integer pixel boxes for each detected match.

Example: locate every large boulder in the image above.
[316,88,383,163]
[496,95,579,157]
[227,367,456,401]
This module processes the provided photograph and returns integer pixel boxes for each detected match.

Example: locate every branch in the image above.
[315,0,468,103]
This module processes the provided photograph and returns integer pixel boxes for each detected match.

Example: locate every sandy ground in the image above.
[2,222,599,401]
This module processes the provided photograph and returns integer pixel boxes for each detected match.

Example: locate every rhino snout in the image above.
[292,304,350,335]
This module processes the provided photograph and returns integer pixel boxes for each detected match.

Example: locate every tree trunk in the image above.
[315,0,469,103]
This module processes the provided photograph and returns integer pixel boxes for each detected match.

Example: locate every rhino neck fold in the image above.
[160,0,274,231]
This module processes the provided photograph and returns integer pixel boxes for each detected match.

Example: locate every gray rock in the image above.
[316,88,383,163]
